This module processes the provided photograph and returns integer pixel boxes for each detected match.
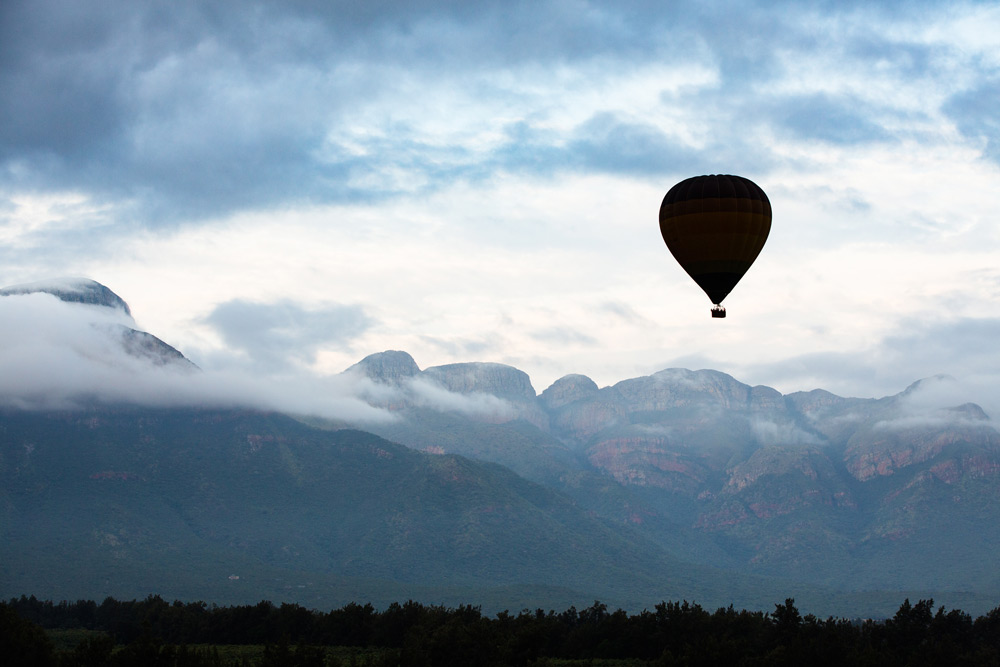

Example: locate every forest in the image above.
[4,594,1000,666]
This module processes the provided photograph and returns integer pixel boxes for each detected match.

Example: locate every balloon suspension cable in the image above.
[711,304,726,318]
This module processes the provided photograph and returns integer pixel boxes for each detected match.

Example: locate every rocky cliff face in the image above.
[586,434,713,493]
[844,416,1000,481]
[549,397,628,443]
[119,328,198,369]
[422,362,537,401]
[719,446,856,516]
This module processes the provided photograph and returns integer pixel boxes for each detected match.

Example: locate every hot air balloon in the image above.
[659,174,771,318]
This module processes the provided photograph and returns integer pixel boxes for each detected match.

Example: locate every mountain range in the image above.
[2,279,999,617]
[342,351,1000,593]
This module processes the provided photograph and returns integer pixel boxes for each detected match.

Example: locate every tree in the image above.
[0,603,54,667]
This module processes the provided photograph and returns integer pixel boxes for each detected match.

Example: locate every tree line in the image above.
[4,594,1000,666]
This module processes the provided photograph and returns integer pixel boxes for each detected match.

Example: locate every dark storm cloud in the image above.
[0,1,136,159]
[1,0,450,216]
[0,0,976,225]
[204,298,375,370]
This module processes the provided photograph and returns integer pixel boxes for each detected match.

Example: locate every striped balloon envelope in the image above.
[658,174,771,317]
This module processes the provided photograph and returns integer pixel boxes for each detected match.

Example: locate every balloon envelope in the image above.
[659,174,771,305]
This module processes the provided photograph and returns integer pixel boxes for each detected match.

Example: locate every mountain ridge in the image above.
[4,279,999,615]
[345,350,1000,593]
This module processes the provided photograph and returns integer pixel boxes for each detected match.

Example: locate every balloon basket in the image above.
[711,305,726,318]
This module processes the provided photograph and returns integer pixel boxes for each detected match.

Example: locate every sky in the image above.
[2,0,1000,414]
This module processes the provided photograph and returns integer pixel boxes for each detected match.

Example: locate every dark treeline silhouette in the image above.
[5,594,1000,666]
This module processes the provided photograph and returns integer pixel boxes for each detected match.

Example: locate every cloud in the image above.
[0,0,380,222]
[417,334,501,359]
[338,364,519,420]
[876,318,1000,393]
[0,292,391,421]
[725,316,1000,428]
[736,351,888,399]
[528,326,598,346]
[203,298,375,371]
[2,0,982,238]
[568,113,703,176]
[648,311,1000,421]
[598,301,655,327]
[404,376,515,419]
[0,1,131,160]
[774,93,894,145]
[943,76,1000,164]
[868,374,997,430]
[3,0,945,227]
[871,413,984,432]
[750,417,823,447]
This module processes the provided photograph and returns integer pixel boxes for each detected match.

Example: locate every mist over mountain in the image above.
[3,280,1000,616]
[0,278,197,380]
[0,279,384,420]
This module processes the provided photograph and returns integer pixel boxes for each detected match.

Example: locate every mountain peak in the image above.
[0,277,132,317]
[347,350,421,384]
[900,374,958,396]
[540,374,599,410]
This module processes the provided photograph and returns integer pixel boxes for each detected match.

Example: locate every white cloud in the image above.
[404,377,516,419]
[750,418,823,447]
[869,375,999,430]
[0,293,392,421]
[632,423,674,438]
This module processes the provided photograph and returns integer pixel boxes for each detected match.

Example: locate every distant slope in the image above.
[0,407,835,613]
